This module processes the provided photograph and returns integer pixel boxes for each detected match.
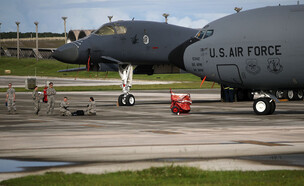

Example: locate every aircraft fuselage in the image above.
[179,5,304,90]
[53,21,198,66]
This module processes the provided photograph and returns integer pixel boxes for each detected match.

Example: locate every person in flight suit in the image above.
[60,97,71,116]
[32,86,42,115]
[6,83,16,114]
[46,82,56,115]
[86,97,97,116]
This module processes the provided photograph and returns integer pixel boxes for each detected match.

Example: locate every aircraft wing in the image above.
[101,56,128,64]
[57,67,86,72]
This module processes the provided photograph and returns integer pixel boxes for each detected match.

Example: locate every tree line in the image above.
[0,32,64,39]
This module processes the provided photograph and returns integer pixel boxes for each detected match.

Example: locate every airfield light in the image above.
[62,17,68,43]
[162,13,169,23]
[0,22,2,58]
[16,22,20,59]
[34,22,39,61]
[108,16,113,22]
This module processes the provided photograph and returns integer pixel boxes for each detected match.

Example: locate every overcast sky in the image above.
[0,0,298,33]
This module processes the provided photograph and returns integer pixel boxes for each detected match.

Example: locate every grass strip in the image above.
[1,166,304,186]
[0,57,202,82]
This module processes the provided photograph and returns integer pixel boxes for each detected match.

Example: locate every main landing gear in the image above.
[118,64,136,106]
[253,91,278,115]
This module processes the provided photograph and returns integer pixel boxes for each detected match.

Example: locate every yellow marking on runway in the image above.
[235,140,290,146]
[279,99,289,102]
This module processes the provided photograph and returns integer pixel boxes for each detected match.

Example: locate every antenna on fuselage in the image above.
[234,7,242,13]
[162,13,169,23]
[108,16,113,22]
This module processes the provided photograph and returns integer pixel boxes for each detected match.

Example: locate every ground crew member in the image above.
[86,97,96,116]
[223,85,234,102]
[6,83,16,114]
[228,87,235,102]
[223,85,230,102]
[32,86,42,115]
[46,82,56,115]
[60,97,71,116]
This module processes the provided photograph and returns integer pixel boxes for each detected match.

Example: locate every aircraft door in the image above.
[217,64,243,85]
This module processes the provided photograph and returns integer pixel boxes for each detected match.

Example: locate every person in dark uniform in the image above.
[228,86,235,102]
[223,84,234,102]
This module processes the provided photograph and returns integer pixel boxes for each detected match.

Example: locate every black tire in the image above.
[268,100,276,115]
[171,106,180,114]
[118,94,127,106]
[253,98,271,115]
[296,90,303,100]
[126,94,135,106]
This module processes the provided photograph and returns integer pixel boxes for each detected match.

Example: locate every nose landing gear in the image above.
[118,64,136,106]
[253,91,278,115]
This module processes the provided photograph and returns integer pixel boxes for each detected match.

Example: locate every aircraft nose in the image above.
[169,37,199,70]
[52,43,79,63]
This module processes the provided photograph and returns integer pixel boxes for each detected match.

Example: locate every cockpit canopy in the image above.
[94,24,127,36]
[195,29,214,40]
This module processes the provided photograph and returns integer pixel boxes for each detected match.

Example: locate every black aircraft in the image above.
[52,20,198,106]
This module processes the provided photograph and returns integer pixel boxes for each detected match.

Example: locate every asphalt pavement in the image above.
[0,88,304,181]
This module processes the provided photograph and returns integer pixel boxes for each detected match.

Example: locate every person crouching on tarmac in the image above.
[60,97,71,116]
[32,86,42,115]
[86,97,96,116]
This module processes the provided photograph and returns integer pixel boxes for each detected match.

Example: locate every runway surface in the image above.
[0,76,177,88]
[0,88,304,181]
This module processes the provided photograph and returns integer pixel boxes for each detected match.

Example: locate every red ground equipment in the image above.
[170,88,192,114]
[43,86,48,103]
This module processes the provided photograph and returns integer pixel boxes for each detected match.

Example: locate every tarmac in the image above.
[1,86,304,181]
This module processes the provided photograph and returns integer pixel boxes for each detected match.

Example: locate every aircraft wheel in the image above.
[126,94,135,106]
[287,90,295,100]
[296,90,303,100]
[171,106,180,114]
[118,94,127,106]
[253,98,272,115]
[275,90,283,99]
